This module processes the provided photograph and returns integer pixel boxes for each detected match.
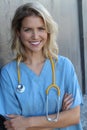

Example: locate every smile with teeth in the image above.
[30,41,41,45]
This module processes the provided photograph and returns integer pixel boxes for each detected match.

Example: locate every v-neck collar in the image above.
[21,59,50,81]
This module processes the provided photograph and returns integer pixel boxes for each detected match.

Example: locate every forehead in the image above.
[21,16,45,27]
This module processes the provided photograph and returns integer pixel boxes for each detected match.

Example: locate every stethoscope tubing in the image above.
[16,55,60,122]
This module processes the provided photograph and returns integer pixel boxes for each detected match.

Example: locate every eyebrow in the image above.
[22,25,45,28]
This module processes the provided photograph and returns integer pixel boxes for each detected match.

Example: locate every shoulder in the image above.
[58,55,74,69]
[0,60,17,75]
[56,55,76,78]
[58,55,72,64]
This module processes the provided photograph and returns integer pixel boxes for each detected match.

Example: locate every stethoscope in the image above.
[16,60,25,93]
[16,55,60,122]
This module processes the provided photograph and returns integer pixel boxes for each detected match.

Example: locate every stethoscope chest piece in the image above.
[17,84,25,93]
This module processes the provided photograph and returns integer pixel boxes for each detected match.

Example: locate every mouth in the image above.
[30,41,41,45]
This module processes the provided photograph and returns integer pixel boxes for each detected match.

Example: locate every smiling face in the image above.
[18,16,48,54]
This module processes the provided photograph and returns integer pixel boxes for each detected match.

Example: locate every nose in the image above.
[32,30,39,39]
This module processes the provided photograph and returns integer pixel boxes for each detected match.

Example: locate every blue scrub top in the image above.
[0,55,83,130]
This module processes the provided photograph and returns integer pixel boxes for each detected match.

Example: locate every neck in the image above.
[24,51,45,66]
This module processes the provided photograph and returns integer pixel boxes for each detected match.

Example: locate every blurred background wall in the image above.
[0,0,86,94]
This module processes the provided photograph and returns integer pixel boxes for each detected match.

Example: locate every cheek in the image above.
[43,33,48,41]
[20,33,29,41]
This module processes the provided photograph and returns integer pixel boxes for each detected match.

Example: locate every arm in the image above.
[4,93,74,130]
[27,105,80,128]
[4,105,80,129]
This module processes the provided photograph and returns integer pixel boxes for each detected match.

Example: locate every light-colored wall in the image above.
[0,0,82,90]
[52,0,82,89]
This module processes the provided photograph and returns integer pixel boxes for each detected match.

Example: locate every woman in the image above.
[0,1,83,130]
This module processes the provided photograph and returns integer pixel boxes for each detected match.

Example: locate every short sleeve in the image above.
[65,58,83,108]
[0,67,22,115]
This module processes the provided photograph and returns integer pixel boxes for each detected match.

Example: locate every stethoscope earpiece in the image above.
[17,84,25,93]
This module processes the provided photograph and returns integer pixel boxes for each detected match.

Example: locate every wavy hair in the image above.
[11,1,58,62]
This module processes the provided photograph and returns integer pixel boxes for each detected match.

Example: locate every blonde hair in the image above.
[11,1,58,62]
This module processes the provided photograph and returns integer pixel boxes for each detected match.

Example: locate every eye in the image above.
[38,27,46,31]
[24,28,32,32]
